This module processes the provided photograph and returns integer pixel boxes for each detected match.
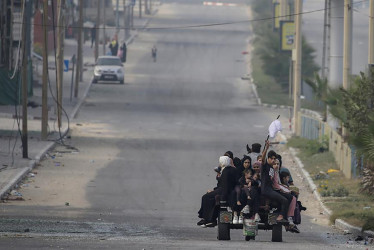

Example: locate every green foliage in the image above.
[341,72,374,138]
[330,209,374,231]
[331,186,349,197]
[305,73,328,101]
[362,217,374,231]
[325,88,347,123]
[326,72,374,138]
[301,39,320,80]
[320,71,374,194]
[287,136,327,156]
[321,189,331,197]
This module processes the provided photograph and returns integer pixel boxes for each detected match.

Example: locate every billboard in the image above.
[280,21,295,51]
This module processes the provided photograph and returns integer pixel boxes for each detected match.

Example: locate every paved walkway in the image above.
[0,12,154,199]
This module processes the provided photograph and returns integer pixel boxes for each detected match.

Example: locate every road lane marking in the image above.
[203,2,237,7]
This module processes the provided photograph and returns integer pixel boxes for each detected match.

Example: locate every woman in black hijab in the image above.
[240,155,252,176]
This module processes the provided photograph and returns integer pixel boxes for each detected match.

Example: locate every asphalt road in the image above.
[0,1,370,249]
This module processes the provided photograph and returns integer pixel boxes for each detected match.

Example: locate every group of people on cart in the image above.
[197,140,306,234]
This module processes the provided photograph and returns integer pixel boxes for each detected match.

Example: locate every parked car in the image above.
[92,56,124,84]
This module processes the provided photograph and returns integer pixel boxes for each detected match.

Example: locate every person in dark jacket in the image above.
[91,25,96,48]
[197,156,238,227]
[233,157,243,175]
[109,37,119,56]
[260,140,289,223]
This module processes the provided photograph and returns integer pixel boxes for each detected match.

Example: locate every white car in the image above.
[92,56,124,84]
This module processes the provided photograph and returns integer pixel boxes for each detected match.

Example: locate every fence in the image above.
[298,112,356,179]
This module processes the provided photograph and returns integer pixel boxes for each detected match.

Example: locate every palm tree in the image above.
[305,73,329,121]
[351,118,374,194]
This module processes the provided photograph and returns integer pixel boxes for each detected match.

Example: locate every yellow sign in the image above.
[280,21,295,51]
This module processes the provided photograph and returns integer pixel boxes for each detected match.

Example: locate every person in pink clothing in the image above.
[272,159,300,233]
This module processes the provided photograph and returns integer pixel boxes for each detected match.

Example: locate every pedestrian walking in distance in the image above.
[91,25,96,48]
[152,45,157,62]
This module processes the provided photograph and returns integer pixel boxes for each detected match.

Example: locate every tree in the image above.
[351,118,374,194]
[305,73,328,120]
[325,71,374,194]
[339,72,374,138]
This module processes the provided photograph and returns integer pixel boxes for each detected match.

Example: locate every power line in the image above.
[11,0,369,31]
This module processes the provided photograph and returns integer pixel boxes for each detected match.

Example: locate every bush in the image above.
[287,137,327,156]
[331,186,349,197]
[362,217,374,231]
[321,189,331,197]
[320,185,349,197]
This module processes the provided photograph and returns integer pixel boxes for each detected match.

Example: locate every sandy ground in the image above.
[6,124,120,210]
[274,141,331,227]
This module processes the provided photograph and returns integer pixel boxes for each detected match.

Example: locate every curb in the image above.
[0,167,29,200]
[250,83,261,105]
[335,219,374,238]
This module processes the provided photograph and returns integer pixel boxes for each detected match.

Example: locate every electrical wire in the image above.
[9,1,25,80]
[352,7,372,18]
[7,0,26,166]
[11,0,369,31]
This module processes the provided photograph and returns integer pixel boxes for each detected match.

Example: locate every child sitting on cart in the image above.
[230,169,260,224]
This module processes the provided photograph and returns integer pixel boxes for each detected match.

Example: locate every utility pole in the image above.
[22,0,31,158]
[369,0,374,64]
[145,0,149,14]
[131,4,134,29]
[41,0,49,140]
[26,0,34,97]
[293,0,302,136]
[321,0,331,79]
[103,0,106,55]
[139,0,142,18]
[116,0,119,32]
[124,0,130,39]
[342,0,352,138]
[123,0,127,39]
[95,0,101,61]
[75,0,83,98]
[56,0,65,128]
[343,0,352,90]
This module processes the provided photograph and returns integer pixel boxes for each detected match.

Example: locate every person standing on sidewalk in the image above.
[91,25,96,48]
[109,36,119,56]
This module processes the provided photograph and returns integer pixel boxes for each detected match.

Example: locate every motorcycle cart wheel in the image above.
[271,223,283,242]
[217,221,230,240]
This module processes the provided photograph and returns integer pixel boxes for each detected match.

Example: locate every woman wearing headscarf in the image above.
[197,156,238,227]
[241,155,252,175]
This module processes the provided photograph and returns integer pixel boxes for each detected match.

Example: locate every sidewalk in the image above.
[0,11,155,200]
